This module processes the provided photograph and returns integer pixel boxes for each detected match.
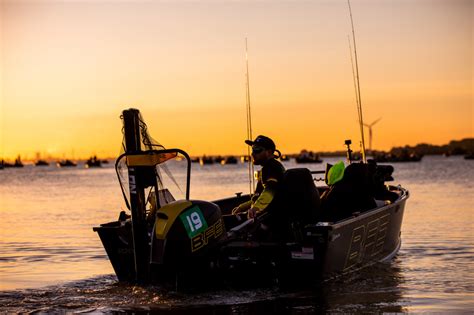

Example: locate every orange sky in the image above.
[0,0,472,160]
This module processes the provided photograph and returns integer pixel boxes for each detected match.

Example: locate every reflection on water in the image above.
[0,156,473,312]
[0,261,407,313]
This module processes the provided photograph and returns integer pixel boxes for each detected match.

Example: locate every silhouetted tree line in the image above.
[314,138,473,157]
[389,138,474,156]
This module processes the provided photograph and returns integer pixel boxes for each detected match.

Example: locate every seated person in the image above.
[232,135,285,219]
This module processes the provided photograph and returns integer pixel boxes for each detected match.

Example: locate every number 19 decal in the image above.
[186,211,203,232]
[179,206,208,238]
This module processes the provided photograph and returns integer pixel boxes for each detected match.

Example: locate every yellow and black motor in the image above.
[151,199,227,265]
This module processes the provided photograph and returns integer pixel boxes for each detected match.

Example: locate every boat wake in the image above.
[0,261,407,313]
[0,274,280,313]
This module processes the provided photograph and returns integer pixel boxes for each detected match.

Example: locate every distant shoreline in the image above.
[1,138,472,163]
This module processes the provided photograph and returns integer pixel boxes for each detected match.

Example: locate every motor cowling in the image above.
[151,200,227,265]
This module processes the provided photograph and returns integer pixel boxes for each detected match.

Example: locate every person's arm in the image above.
[232,199,252,214]
[247,179,278,218]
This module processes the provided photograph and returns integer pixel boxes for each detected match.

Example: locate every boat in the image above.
[94,109,409,288]
[221,156,238,165]
[35,160,49,166]
[85,156,102,168]
[465,153,474,160]
[240,155,251,163]
[56,160,77,167]
[295,150,323,164]
[373,150,423,163]
[199,155,214,165]
[3,156,24,168]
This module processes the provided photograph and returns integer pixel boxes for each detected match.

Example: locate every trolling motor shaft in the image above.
[122,108,150,283]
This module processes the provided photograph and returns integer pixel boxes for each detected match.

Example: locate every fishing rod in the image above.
[245,38,255,193]
[348,35,365,160]
[347,0,367,163]
[348,36,360,116]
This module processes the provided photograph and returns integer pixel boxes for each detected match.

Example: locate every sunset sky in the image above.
[0,0,472,160]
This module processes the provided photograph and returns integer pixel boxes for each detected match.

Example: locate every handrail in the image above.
[115,148,192,202]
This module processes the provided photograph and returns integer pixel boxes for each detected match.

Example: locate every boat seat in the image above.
[320,163,377,222]
[267,168,321,240]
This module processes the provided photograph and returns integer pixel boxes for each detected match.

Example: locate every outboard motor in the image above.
[95,108,226,284]
[151,200,226,265]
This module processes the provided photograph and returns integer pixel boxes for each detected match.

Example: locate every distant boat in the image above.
[199,156,214,165]
[221,156,238,165]
[295,150,323,164]
[57,160,77,167]
[374,151,423,163]
[85,156,102,168]
[101,159,109,164]
[464,153,474,160]
[4,156,24,168]
[35,160,49,166]
[240,155,250,163]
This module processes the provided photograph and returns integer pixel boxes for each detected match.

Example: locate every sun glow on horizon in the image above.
[1,0,472,161]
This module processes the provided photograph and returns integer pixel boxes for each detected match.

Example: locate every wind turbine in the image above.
[363,117,382,152]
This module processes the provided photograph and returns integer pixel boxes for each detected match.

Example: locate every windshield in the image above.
[116,150,190,211]
[115,110,190,211]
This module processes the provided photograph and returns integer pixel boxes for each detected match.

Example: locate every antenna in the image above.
[347,0,367,163]
[245,38,255,193]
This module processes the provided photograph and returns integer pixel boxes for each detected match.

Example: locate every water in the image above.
[0,156,473,313]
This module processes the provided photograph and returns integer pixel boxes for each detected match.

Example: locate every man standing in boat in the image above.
[232,135,285,219]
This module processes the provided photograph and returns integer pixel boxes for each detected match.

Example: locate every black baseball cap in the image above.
[245,135,276,152]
